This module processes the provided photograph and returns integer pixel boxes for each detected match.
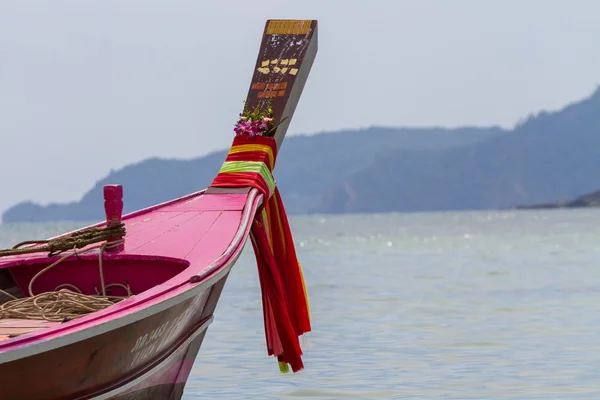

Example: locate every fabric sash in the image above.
[210,135,311,373]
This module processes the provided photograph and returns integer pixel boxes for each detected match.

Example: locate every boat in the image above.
[0,19,318,400]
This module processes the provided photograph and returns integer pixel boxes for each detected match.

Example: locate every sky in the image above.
[1,0,600,216]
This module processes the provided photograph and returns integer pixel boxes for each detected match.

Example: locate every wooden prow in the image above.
[206,19,317,195]
[243,19,318,151]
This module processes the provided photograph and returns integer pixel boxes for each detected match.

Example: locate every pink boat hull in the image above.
[0,276,225,400]
[0,190,258,400]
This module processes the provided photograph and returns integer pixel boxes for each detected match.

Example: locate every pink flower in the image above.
[234,119,254,135]
[233,104,274,137]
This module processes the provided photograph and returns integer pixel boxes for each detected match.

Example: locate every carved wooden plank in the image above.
[244,19,318,150]
[206,20,318,195]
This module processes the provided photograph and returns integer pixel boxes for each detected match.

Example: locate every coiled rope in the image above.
[0,288,129,322]
[0,226,132,323]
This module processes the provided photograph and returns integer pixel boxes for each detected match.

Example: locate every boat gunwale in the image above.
[0,188,262,362]
[0,189,210,268]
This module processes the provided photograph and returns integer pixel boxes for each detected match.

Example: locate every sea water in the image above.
[2,209,600,399]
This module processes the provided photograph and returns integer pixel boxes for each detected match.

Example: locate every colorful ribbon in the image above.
[210,135,311,373]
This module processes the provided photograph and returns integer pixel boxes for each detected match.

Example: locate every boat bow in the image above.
[0,18,319,400]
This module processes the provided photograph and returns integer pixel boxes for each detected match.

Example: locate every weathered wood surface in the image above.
[206,19,318,195]
[244,19,318,150]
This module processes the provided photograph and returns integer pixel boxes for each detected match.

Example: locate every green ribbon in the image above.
[218,161,276,195]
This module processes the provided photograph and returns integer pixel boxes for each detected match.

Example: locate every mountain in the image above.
[317,87,600,213]
[5,86,600,222]
[518,189,600,210]
[2,126,501,222]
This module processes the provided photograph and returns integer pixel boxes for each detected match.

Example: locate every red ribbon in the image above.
[211,135,311,372]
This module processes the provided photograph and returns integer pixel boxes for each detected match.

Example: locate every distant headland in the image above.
[517,189,600,210]
[3,86,600,222]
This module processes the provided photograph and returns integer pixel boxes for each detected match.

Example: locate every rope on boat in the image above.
[0,223,126,258]
[0,237,133,322]
[0,288,130,322]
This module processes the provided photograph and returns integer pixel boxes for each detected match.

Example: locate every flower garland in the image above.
[234,101,286,137]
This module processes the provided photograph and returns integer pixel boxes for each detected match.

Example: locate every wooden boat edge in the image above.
[0,189,263,362]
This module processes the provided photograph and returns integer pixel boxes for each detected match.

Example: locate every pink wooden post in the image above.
[104,184,125,252]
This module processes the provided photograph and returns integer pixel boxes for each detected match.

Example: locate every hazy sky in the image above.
[1,0,599,215]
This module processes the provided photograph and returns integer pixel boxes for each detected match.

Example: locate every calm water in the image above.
[2,209,600,399]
